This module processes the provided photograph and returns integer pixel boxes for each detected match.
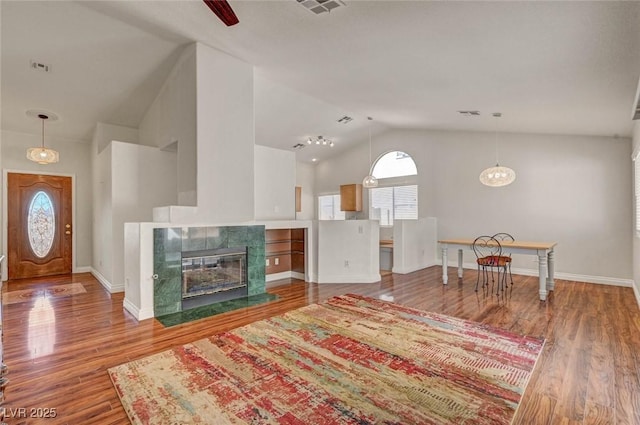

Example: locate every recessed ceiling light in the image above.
[311,158,317,162]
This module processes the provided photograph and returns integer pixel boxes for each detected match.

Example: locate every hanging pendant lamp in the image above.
[479,112,515,187]
[362,117,378,188]
[27,113,59,164]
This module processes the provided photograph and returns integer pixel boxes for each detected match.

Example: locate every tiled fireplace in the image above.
[153,225,265,317]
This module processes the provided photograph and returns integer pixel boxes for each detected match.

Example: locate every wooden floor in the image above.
[2,267,640,425]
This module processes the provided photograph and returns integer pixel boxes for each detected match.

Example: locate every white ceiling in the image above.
[2,1,639,163]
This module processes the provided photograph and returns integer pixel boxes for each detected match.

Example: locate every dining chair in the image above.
[472,236,508,293]
[492,232,514,287]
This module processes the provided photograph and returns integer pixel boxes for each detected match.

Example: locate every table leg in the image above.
[538,251,548,301]
[442,246,449,285]
[547,249,555,291]
[457,249,464,278]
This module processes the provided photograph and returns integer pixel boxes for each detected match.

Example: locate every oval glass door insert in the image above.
[28,191,55,258]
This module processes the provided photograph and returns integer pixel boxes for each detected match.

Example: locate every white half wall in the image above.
[392,217,438,274]
[317,220,380,283]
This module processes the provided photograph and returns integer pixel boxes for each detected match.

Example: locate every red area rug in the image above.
[109,294,544,424]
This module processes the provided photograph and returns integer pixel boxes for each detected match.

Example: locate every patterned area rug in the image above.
[109,294,544,425]
[3,282,86,305]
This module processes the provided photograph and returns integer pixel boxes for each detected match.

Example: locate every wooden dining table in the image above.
[437,238,558,301]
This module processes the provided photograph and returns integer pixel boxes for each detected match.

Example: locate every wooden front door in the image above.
[7,173,72,279]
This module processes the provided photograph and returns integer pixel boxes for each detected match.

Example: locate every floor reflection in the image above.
[28,297,56,359]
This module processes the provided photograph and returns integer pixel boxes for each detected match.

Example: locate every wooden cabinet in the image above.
[265,229,305,276]
[340,184,362,212]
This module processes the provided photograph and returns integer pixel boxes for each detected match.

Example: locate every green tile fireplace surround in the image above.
[153,225,266,317]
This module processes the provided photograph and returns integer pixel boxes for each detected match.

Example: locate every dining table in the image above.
[437,238,557,301]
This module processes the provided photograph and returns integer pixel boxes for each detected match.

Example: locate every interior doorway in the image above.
[7,173,73,280]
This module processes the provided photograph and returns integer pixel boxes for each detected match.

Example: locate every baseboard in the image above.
[633,282,640,310]
[123,297,154,321]
[444,261,633,287]
[317,273,381,284]
[393,260,439,275]
[90,268,125,293]
[74,266,92,273]
[266,271,293,282]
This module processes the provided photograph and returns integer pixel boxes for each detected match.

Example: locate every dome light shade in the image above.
[27,113,59,164]
[27,147,59,164]
[480,112,514,187]
[363,175,378,188]
[479,164,516,187]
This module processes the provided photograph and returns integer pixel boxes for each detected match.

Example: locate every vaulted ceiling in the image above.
[2,1,639,163]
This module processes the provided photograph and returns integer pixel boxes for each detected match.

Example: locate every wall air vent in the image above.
[296,0,346,15]
[457,110,480,116]
[632,76,640,120]
[30,60,51,73]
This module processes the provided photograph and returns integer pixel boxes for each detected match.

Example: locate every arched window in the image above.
[369,151,418,226]
[371,151,417,179]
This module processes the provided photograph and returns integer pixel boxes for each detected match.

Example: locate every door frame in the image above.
[2,169,78,281]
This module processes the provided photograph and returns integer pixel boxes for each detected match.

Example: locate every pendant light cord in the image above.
[493,112,501,166]
[368,117,373,169]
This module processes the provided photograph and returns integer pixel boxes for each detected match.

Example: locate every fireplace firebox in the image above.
[181,247,248,309]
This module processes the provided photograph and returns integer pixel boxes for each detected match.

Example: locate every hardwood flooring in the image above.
[1,267,639,424]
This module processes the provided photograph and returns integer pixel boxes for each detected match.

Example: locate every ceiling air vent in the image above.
[632,76,640,120]
[296,0,346,15]
[292,143,306,150]
[457,110,480,116]
[30,60,51,73]
[337,115,353,124]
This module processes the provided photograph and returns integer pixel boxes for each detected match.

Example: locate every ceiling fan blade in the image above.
[203,0,239,26]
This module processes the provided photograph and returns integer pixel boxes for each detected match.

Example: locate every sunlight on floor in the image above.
[28,297,56,359]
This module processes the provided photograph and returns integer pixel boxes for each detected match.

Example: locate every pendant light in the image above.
[362,117,378,188]
[26,113,59,164]
[479,112,515,187]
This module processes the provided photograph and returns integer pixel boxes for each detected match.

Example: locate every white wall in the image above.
[92,138,177,292]
[192,42,255,224]
[92,135,112,284]
[254,145,296,220]
[632,121,640,305]
[393,218,438,274]
[296,161,316,220]
[316,128,632,283]
[1,130,93,278]
[111,141,177,290]
[138,44,196,206]
[317,220,380,283]
[94,122,138,153]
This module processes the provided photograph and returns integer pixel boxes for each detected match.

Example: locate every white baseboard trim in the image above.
[266,271,292,282]
[317,273,381,284]
[91,268,112,292]
[123,297,154,321]
[393,261,439,275]
[444,261,633,287]
[74,266,92,273]
[90,268,125,293]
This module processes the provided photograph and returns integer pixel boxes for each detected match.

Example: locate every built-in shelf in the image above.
[266,229,305,276]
